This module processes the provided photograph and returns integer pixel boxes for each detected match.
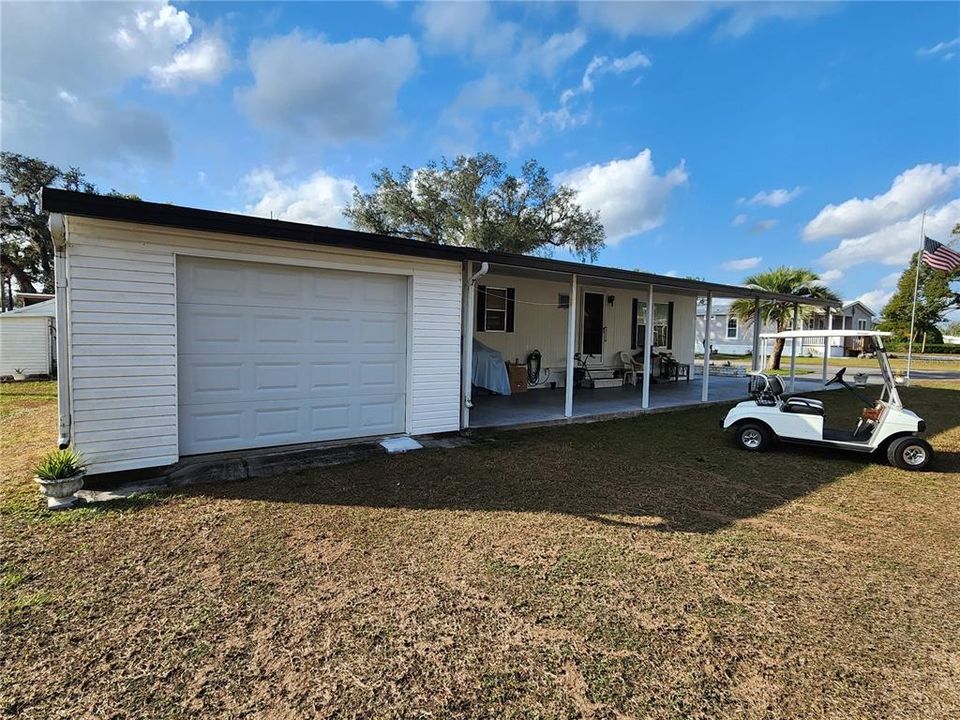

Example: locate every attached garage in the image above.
[176,256,409,455]
[44,189,464,476]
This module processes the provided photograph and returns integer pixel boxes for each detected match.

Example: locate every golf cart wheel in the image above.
[736,423,771,452]
[887,436,933,471]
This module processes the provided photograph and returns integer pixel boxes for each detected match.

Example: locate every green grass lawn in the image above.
[702,353,960,372]
[2,380,960,718]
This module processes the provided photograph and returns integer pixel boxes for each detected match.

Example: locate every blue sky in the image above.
[3,1,958,311]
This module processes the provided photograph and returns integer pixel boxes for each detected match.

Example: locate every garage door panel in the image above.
[183,263,248,304]
[179,393,406,454]
[254,313,302,345]
[180,355,406,404]
[361,275,408,307]
[177,257,408,455]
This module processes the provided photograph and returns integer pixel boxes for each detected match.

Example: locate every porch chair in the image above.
[619,351,643,387]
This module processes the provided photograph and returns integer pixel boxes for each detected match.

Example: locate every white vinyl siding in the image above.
[64,217,462,475]
[473,273,697,385]
[0,318,53,376]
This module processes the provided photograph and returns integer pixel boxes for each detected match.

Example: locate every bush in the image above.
[885,343,960,355]
[34,449,86,480]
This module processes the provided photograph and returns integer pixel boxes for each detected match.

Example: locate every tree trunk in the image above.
[0,254,38,295]
[768,337,786,370]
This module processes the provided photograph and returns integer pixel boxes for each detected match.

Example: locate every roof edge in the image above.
[41,188,841,308]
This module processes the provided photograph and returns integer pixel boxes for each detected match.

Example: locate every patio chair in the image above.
[619,351,643,387]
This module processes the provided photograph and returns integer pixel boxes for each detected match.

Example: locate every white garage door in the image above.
[176,256,408,455]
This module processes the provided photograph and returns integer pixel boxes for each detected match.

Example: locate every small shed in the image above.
[0,299,56,377]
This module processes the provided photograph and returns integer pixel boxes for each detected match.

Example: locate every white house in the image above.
[42,189,839,477]
[697,300,876,358]
[0,299,56,377]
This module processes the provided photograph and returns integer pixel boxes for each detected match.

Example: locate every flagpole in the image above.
[905,210,926,385]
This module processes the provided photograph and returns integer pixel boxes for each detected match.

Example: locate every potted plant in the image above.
[34,449,86,509]
[12,368,26,381]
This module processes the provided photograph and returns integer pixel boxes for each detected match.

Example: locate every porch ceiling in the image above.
[475,257,841,308]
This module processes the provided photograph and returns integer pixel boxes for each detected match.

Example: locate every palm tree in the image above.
[730,267,840,370]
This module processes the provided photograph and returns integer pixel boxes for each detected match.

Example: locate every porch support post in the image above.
[789,302,799,393]
[641,283,655,409]
[460,261,475,429]
[701,292,712,401]
[564,274,578,417]
[821,307,831,383]
[751,299,762,371]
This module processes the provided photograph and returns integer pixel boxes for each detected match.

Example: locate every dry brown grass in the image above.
[2,380,959,719]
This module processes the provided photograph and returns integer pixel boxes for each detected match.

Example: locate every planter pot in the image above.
[35,471,85,510]
[12,372,26,381]
[853,373,869,387]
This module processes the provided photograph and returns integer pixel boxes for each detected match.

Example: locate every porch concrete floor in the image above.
[469,375,832,428]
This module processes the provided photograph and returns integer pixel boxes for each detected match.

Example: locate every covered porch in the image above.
[458,253,840,430]
[470,375,835,428]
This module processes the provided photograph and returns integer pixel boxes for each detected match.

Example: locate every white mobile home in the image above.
[0,299,56,378]
[42,189,839,477]
[697,300,876,358]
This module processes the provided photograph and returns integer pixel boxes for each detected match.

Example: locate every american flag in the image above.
[921,236,960,273]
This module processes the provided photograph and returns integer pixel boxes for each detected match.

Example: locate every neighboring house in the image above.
[696,300,876,357]
[41,189,837,477]
[0,299,56,377]
[696,301,763,355]
[943,335,960,345]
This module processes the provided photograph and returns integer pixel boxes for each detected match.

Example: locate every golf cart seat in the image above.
[752,374,824,416]
[781,397,825,416]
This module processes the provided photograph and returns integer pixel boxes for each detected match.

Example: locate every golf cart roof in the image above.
[759,330,892,339]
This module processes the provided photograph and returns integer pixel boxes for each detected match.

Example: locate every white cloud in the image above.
[581,51,652,91]
[804,163,960,241]
[856,273,902,313]
[818,198,960,270]
[714,2,834,38]
[0,1,225,167]
[527,29,588,76]
[579,1,832,38]
[236,32,418,141]
[555,150,688,243]
[579,2,714,36]
[752,219,778,233]
[746,186,803,207]
[415,2,584,77]
[240,168,355,228]
[415,1,515,60]
[721,256,762,271]
[818,269,844,283]
[732,213,748,227]
[509,49,652,151]
[150,33,231,90]
[918,36,960,59]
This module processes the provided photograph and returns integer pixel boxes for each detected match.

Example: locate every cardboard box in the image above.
[507,364,528,393]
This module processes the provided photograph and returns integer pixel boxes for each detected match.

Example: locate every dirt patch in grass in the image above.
[1,381,959,718]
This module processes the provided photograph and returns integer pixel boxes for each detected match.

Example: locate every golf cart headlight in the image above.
[918,420,926,433]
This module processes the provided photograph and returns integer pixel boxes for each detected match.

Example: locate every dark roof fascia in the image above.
[42,188,840,309]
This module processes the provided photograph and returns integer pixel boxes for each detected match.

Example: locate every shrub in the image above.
[34,449,86,481]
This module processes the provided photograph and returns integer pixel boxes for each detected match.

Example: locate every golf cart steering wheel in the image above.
[825,367,847,387]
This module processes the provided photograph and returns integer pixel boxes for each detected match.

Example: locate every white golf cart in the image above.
[722,330,934,470]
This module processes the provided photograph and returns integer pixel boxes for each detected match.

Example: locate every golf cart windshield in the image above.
[758,329,901,408]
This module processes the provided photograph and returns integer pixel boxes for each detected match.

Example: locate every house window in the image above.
[635,301,672,349]
[726,317,739,339]
[857,319,867,330]
[476,286,515,333]
[558,293,570,309]
[484,287,508,332]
